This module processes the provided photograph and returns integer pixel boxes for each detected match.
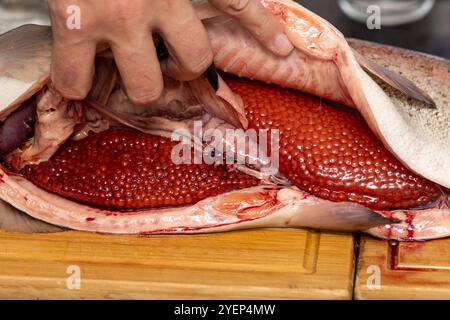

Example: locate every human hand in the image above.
[48,0,293,105]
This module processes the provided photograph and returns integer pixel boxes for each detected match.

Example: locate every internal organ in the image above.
[21,129,258,210]
[226,77,440,210]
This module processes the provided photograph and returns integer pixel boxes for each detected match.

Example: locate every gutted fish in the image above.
[0,0,448,241]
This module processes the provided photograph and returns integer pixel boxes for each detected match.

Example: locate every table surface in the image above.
[296,0,450,59]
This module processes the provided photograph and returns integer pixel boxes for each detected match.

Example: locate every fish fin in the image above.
[203,64,219,91]
[233,164,292,185]
[189,75,248,129]
[88,58,118,105]
[353,50,436,108]
[287,199,400,232]
[0,200,64,233]
[86,99,194,139]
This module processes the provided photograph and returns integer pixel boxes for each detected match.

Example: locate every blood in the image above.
[388,240,436,272]
[225,77,441,210]
[404,212,416,240]
[388,240,400,270]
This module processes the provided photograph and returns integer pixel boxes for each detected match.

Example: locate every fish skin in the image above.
[353,50,436,107]
[0,25,52,120]
[0,200,63,233]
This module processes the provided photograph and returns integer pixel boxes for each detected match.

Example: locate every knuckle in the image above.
[109,6,142,41]
[183,51,214,79]
[128,84,163,105]
[48,1,66,18]
[52,71,91,100]
[52,76,89,100]
[129,94,157,106]
[163,0,178,9]
[113,3,136,25]
[54,86,88,100]
[223,0,251,13]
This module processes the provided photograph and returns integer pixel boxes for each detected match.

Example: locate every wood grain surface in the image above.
[0,229,355,299]
[355,236,450,299]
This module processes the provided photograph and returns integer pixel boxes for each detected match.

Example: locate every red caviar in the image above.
[21,129,258,210]
[226,77,440,210]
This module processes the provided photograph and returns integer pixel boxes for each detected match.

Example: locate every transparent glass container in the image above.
[338,0,436,26]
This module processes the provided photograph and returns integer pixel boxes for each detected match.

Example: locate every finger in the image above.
[209,0,293,56]
[51,40,96,100]
[158,2,213,81]
[111,35,164,106]
[48,0,97,99]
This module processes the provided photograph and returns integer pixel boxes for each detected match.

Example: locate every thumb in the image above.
[209,0,293,56]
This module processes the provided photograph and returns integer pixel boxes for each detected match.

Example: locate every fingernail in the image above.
[271,33,294,56]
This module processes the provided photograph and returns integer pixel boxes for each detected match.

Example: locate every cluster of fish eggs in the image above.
[21,129,258,210]
[226,77,440,210]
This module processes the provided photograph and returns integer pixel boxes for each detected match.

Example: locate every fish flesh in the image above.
[0,0,448,240]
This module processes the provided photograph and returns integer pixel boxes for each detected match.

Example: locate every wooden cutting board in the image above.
[355,236,450,299]
[0,229,355,299]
